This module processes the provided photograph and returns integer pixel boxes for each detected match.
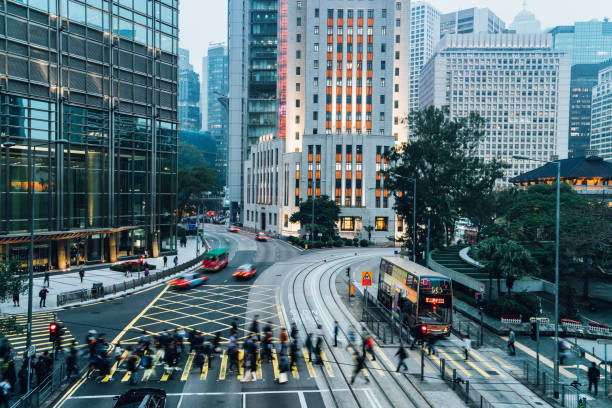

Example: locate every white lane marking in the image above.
[177,395,184,408]
[67,389,369,399]
[298,391,307,408]
[242,393,246,408]
[365,388,383,408]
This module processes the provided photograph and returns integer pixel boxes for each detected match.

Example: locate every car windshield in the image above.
[238,264,252,270]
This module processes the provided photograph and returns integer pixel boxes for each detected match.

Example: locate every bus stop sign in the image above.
[362,271,372,287]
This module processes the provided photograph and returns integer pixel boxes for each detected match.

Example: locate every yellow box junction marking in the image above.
[256,350,263,380]
[218,350,228,381]
[201,356,209,380]
[271,349,280,380]
[470,349,506,378]
[181,351,195,381]
[302,348,316,378]
[369,358,386,377]
[438,349,471,377]
[320,350,335,377]
[452,349,489,378]
[237,349,245,380]
[101,350,128,382]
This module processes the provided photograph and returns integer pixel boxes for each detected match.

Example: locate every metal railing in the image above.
[57,253,207,307]
[10,359,66,408]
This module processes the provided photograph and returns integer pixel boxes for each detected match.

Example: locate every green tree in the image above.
[289,196,341,240]
[0,257,28,312]
[178,142,211,169]
[177,166,221,220]
[472,237,540,296]
[363,225,374,241]
[385,106,506,259]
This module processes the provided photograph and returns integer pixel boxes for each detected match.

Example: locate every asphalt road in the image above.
[54,225,317,408]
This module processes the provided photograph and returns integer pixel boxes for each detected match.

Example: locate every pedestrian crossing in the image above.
[429,346,507,379]
[3,312,77,356]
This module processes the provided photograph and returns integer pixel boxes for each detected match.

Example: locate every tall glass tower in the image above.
[549,20,612,65]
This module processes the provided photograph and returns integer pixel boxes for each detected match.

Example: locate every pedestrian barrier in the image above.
[561,319,584,332]
[56,253,207,307]
[10,359,66,408]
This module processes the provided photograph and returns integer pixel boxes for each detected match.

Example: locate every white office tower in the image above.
[509,6,542,34]
[409,2,440,117]
[232,0,411,241]
[419,34,571,184]
[591,65,612,160]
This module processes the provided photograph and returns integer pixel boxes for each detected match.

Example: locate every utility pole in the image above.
[425,217,431,267]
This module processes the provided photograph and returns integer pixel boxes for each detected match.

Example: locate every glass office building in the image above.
[549,20,612,65]
[0,0,179,270]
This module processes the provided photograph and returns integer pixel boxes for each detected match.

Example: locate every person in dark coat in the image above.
[17,365,27,395]
[250,315,260,342]
[3,359,16,393]
[588,362,600,395]
[350,352,369,384]
[305,333,314,363]
[289,339,299,370]
[395,343,408,372]
[126,352,138,385]
[34,357,47,386]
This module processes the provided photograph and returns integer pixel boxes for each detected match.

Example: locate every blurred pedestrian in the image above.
[463,335,472,361]
[588,362,600,395]
[173,256,179,267]
[163,256,168,269]
[66,343,78,380]
[126,351,138,385]
[79,267,85,283]
[43,272,50,287]
[289,339,299,370]
[38,287,49,308]
[290,322,299,342]
[365,335,375,361]
[507,329,516,356]
[305,333,313,362]
[350,352,369,385]
[12,290,19,307]
[395,343,408,372]
[0,378,10,408]
[279,328,289,354]
[333,321,339,347]
[250,315,260,342]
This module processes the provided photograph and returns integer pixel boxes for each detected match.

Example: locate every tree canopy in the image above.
[289,196,341,240]
[385,106,506,260]
[177,166,222,219]
[0,257,28,310]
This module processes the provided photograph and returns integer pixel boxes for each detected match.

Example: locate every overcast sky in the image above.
[179,0,611,75]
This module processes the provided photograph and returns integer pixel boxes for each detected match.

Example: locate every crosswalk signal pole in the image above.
[536,320,540,385]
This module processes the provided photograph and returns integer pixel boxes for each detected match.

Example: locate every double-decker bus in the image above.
[200,247,229,272]
[377,256,452,337]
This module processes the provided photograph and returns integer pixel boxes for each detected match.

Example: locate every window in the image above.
[296,50,301,59]
[395,35,400,43]
[375,217,388,231]
[394,100,398,108]
[382,9,387,18]
[314,77,319,86]
[395,51,400,60]
[394,68,399,76]
[381,61,386,70]
[380,112,385,121]
[397,216,403,232]
[284,214,289,227]
[296,115,300,124]
[314,60,319,69]
[296,99,301,108]
[297,1,302,9]
[314,43,319,52]
[314,26,319,35]
[313,94,319,103]
[381,26,386,36]
[381,44,386,53]
[297,34,301,42]
[296,83,301,91]
[380,78,386,87]
[315,8,319,17]
[341,217,355,231]
[296,67,301,75]
[313,111,318,120]
[395,18,400,27]
[394,84,399,92]
[295,132,300,140]
[297,17,302,26]
[328,9,334,18]
[396,2,401,10]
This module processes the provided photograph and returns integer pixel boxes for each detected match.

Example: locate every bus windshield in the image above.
[418,277,452,324]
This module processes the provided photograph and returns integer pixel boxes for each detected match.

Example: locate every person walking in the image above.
[588,362,600,396]
[43,272,50,287]
[333,321,339,347]
[126,351,139,385]
[350,352,369,385]
[230,318,238,336]
[17,365,27,395]
[173,256,179,267]
[163,255,168,269]
[0,378,10,408]
[507,329,516,356]
[314,332,323,365]
[395,343,408,372]
[463,335,472,361]
[38,287,49,308]
[12,289,19,307]
[279,328,289,354]
[66,343,79,380]
[365,335,375,361]
[289,339,299,371]
[250,315,260,342]
[79,267,85,283]
[305,333,314,363]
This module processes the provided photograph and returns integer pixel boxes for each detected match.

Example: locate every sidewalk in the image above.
[1,236,203,315]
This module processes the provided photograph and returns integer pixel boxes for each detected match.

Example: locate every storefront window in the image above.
[375,216,388,231]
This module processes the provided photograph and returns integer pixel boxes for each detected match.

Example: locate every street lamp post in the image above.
[514,154,561,395]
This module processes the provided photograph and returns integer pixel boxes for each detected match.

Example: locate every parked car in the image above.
[232,264,257,280]
[167,272,208,289]
[114,388,166,408]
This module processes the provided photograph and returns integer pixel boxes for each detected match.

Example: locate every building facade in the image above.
[568,64,601,158]
[409,2,440,116]
[591,65,612,160]
[0,0,179,269]
[439,8,505,38]
[207,43,229,182]
[508,8,541,34]
[200,56,208,131]
[419,33,571,183]
[232,0,410,241]
[178,48,201,131]
[549,20,612,65]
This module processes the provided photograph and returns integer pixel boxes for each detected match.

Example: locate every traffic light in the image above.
[49,322,58,342]
[530,322,537,341]
[420,324,428,336]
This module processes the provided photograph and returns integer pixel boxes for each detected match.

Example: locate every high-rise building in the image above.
[178,49,201,131]
[409,2,440,115]
[0,0,179,268]
[201,56,209,131]
[591,64,612,160]
[549,20,612,65]
[439,8,506,38]
[207,43,229,182]
[568,64,601,158]
[509,7,541,34]
[420,33,571,184]
[232,0,411,241]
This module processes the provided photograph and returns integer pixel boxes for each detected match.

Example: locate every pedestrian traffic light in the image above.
[530,322,537,341]
[49,322,58,342]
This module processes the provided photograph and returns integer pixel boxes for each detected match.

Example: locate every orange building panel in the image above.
[337,35,343,43]
[337,18,343,26]
[366,104,372,113]
[327,18,333,26]
[336,120,341,128]
[367,70,372,79]
[358,18,363,27]
[366,87,372,95]
[348,18,353,26]
[367,53,372,61]
[366,121,372,130]
[367,18,373,27]
[356,120,361,128]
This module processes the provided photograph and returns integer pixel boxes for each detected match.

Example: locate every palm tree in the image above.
[364,225,374,241]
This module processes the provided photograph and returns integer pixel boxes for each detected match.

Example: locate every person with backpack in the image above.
[507,329,516,356]
[395,343,408,372]
[333,321,339,347]
[38,287,49,308]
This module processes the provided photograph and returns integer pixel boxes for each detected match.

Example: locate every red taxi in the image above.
[255,232,268,242]
[232,264,257,280]
[227,225,240,233]
[167,272,208,289]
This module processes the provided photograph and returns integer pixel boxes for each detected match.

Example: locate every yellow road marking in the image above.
[121,370,132,382]
[237,349,244,380]
[452,349,489,378]
[256,350,263,380]
[181,351,195,381]
[218,350,228,381]
[430,350,454,377]
[501,337,575,378]
[271,349,280,380]
[320,350,335,377]
[369,358,386,377]
[142,350,163,382]
[438,349,471,377]
[292,359,300,379]
[102,350,128,382]
[470,349,506,378]
[302,348,316,378]
[201,356,209,380]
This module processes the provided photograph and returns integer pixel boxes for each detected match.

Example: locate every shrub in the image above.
[110,262,157,273]
[352,238,360,247]
[483,292,539,321]
[326,240,335,247]
[360,239,369,247]
[311,240,323,248]
[333,239,344,247]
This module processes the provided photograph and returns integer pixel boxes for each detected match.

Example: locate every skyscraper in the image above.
[549,20,612,65]
[568,64,601,158]
[178,48,201,131]
[420,34,571,184]
[207,43,229,182]
[409,2,440,115]
[0,0,179,267]
[439,8,506,38]
[591,64,612,160]
[509,7,542,34]
[201,56,209,131]
[231,0,410,240]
